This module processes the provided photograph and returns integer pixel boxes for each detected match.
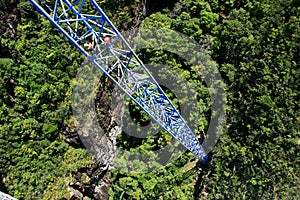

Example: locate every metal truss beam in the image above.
[0,191,18,200]
[29,0,208,162]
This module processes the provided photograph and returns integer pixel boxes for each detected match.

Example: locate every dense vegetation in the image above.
[0,0,299,199]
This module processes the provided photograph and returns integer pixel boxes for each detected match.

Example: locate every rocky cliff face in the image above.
[63,77,125,200]
[0,1,38,58]
[62,1,150,197]
[0,0,18,58]
[1,1,144,199]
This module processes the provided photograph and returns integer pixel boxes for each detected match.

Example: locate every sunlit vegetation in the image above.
[0,0,299,199]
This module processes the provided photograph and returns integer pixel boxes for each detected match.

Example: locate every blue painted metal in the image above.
[29,0,208,162]
[0,191,18,200]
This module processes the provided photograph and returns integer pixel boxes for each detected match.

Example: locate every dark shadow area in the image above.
[0,173,8,193]
[146,0,178,16]
[193,159,210,199]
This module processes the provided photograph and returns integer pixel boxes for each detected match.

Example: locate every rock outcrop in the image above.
[64,77,124,200]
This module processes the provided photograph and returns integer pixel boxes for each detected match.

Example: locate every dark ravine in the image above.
[62,76,125,200]
[0,0,18,58]
[60,1,151,198]
[66,162,113,200]
[2,1,181,199]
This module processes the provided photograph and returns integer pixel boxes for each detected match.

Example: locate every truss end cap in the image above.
[201,155,209,163]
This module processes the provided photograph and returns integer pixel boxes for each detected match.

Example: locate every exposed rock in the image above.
[67,186,83,200]
[64,76,124,199]
[62,125,84,148]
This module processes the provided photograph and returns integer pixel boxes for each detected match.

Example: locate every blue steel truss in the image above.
[0,191,18,200]
[29,0,208,162]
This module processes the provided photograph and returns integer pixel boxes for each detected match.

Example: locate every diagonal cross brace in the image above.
[29,0,208,162]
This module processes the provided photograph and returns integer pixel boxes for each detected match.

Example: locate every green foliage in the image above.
[0,3,92,199]
[42,148,92,199]
[98,0,138,30]
[172,12,204,42]
[110,158,200,199]
[112,0,300,199]
[112,4,213,199]
[1,0,299,199]
[178,0,219,32]
[205,0,300,199]
[142,12,172,28]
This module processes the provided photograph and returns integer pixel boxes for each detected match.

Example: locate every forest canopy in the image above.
[0,0,299,199]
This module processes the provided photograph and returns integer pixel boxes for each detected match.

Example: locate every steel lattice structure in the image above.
[29,0,208,162]
[0,191,18,200]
